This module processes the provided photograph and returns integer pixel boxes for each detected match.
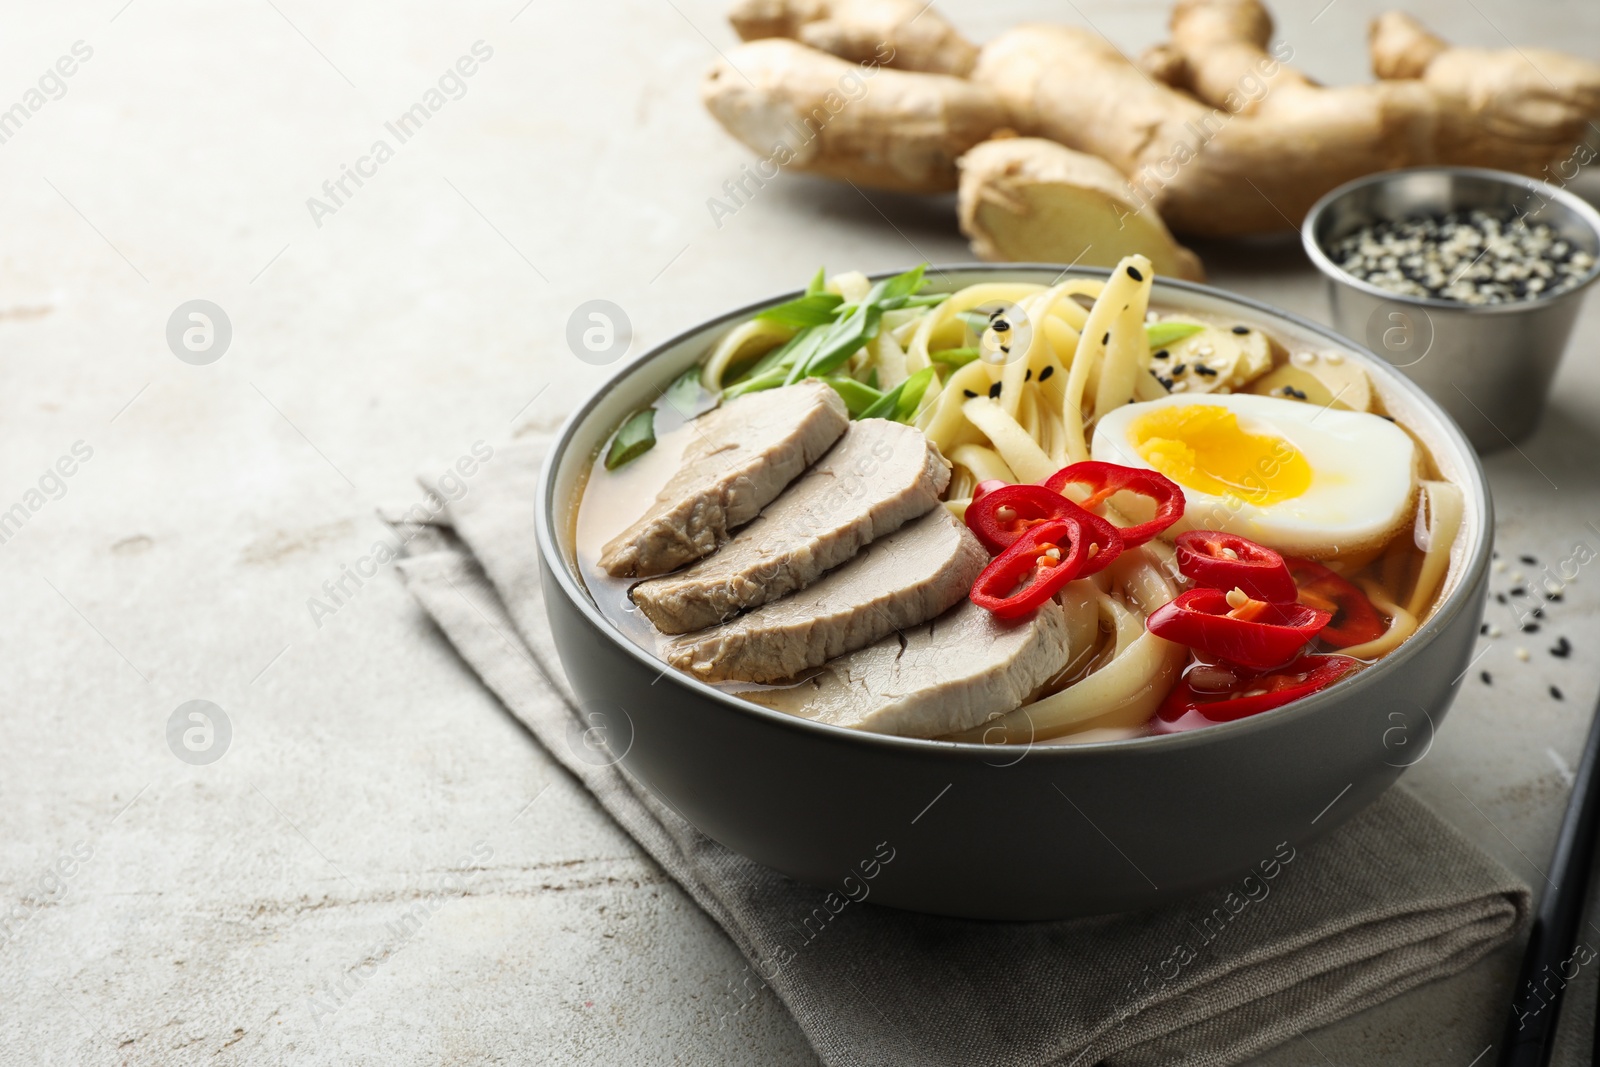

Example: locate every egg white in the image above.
[1090,393,1418,559]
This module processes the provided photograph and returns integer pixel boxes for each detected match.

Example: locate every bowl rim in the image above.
[536,263,1494,760]
[1301,164,1600,314]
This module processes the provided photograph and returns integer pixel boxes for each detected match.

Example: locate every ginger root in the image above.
[728,0,979,76]
[702,38,1004,193]
[957,137,1204,281]
[702,0,1600,263]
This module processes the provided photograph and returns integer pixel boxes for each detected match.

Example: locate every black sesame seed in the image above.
[1551,685,1565,701]
[1102,332,1110,345]
[1126,266,1144,281]
[1153,349,1170,360]
[1157,376,1175,389]
[1547,591,1564,602]
[1552,637,1572,658]
[1172,363,1188,375]
[1496,593,1508,604]
[1492,550,1500,560]
[1282,386,1308,400]
[1025,368,1033,381]
[1231,325,1250,335]
[963,389,977,398]
[1039,365,1055,381]
[1480,623,1490,635]
[1195,365,1218,377]
[993,319,1010,332]
[1522,622,1541,633]
[1520,554,1537,565]
[1481,671,1492,685]
[988,382,1002,399]
[1532,607,1545,619]
[1511,586,1527,597]
[1000,345,1011,354]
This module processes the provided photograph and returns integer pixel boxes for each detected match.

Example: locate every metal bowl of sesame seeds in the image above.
[1302,166,1600,453]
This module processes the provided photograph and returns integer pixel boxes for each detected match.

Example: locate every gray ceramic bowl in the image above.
[536,265,1492,920]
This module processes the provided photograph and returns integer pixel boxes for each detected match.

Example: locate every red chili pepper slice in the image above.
[1152,655,1361,733]
[1042,461,1184,547]
[965,483,1081,555]
[971,479,1008,508]
[969,514,1123,619]
[1284,557,1387,648]
[1145,587,1331,670]
[1174,530,1297,603]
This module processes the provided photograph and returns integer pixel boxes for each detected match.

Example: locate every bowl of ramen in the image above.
[537,261,1491,919]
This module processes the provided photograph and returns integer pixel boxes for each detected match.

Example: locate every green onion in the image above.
[859,365,937,423]
[788,264,930,384]
[1145,321,1206,347]
[894,366,937,422]
[822,376,885,417]
[757,292,843,327]
[604,408,656,470]
[661,365,711,418]
[804,265,827,296]
[930,347,981,367]
[722,366,790,400]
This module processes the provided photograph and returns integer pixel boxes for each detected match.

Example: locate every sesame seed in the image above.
[1153,349,1170,360]
[1520,554,1537,565]
[1195,364,1218,377]
[1480,623,1490,635]
[1481,671,1492,685]
[1551,685,1565,701]
[1522,622,1541,633]
[963,389,977,398]
[1039,365,1055,381]
[1492,560,1506,572]
[1282,386,1308,400]
[1231,325,1249,334]
[1127,266,1144,281]
[1497,593,1508,605]
[1025,368,1033,381]
[1552,637,1572,658]
[988,382,1002,399]
[1172,363,1188,375]
[1102,332,1110,345]
[1515,647,1531,661]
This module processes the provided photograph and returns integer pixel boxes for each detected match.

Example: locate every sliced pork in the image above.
[662,506,987,683]
[599,381,848,578]
[632,419,951,633]
[743,600,1070,738]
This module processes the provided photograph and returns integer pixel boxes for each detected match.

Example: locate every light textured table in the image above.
[3,1,1599,1063]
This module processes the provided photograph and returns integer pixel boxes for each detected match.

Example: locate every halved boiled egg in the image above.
[1090,393,1417,559]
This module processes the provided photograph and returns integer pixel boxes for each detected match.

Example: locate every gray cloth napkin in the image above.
[393,437,1530,1067]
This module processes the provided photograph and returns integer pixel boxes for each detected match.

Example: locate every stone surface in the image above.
[1,0,1597,1063]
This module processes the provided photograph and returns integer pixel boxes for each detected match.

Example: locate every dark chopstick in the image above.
[1494,685,1600,1067]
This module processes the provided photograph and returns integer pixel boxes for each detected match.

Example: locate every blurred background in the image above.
[3,1,1600,1063]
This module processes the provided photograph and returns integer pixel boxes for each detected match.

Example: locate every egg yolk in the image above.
[1129,405,1311,506]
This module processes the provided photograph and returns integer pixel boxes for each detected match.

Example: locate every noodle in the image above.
[686,260,1462,744]
[1406,480,1464,619]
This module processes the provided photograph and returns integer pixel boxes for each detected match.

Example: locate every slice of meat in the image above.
[742,600,1070,738]
[599,380,848,578]
[632,420,951,633]
[663,506,988,683]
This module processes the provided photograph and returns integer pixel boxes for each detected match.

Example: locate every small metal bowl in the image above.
[1302,166,1600,453]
